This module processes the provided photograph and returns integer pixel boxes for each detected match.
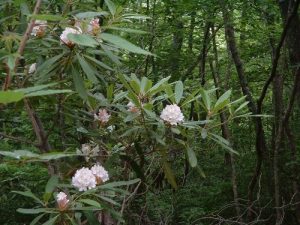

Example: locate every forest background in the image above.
[1,0,300,224]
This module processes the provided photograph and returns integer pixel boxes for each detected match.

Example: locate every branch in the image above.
[256,0,300,113]
[0,132,37,146]
[2,0,42,90]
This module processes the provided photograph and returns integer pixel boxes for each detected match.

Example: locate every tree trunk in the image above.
[210,59,242,219]
[220,1,268,219]
[199,22,212,86]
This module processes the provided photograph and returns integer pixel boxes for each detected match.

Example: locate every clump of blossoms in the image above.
[160,104,184,126]
[87,18,100,35]
[60,27,82,48]
[74,18,100,35]
[94,109,111,125]
[76,143,100,162]
[72,167,97,191]
[31,20,47,37]
[72,164,109,191]
[56,192,69,211]
[91,164,109,184]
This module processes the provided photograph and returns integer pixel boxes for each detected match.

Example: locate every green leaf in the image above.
[72,66,88,101]
[210,133,239,155]
[38,152,77,161]
[13,190,44,205]
[196,166,206,178]
[0,150,38,159]
[181,89,200,107]
[171,127,180,134]
[7,54,16,70]
[113,91,127,102]
[129,80,140,94]
[45,175,59,194]
[141,77,152,93]
[107,84,114,101]
[187,147,197,167]
[78,199,102,208]
[106,27,148,34]
[122,14,151,20]
[29,14,64,21]
[164,84,175,102]
[42,215,59,225]
[75,11,109,19]
[101,43,122,65]
[162,161,177,190]
[104,0,116,15]
[199,89,211,111]
[67,34,99,47]
[83,211,101,225]
[76,54,98,84]
[25,89,72,97]
[213,90,231,112]
[147,76,170,95]
[36,53,65,82]
[235,101,249,113]
[30,214,45,225]
[100,33,152,55]
[17,208,47,214]
[66,215,79,225]
[175,81,183,104]
[17,83,58,94]
[99,179,140,189]
[0,91,24,104]
[99,196,120,206]
[85,55,113,71]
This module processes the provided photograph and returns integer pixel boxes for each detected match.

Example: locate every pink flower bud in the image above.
[56,192,69,211]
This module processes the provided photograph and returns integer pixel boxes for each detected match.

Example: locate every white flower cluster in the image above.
[160,104,184,125]
[60,27,82,47]
[59,18,100,48]
[56,191,69,210]
[31,20,47,37]
[29,63,37,74]
[94,109,111,124]
[76,143,100,162]
[91,164,109,183]
[72,167,97,191]
[72,164,109,191]
[87,18,100,35]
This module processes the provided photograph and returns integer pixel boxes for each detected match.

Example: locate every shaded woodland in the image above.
[1,0,300,224]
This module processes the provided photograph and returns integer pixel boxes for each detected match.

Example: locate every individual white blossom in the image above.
[87,18,100,35]
[60,27,82,47]
[91,164,109,184]
[72,167,97,191]
[127,101,140,113]
[56,192,69,210]
[31,20,47,37]
[29,63,37,74]
[160,104,184,125]
[94,109,111,124]
[76,143,100,162]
